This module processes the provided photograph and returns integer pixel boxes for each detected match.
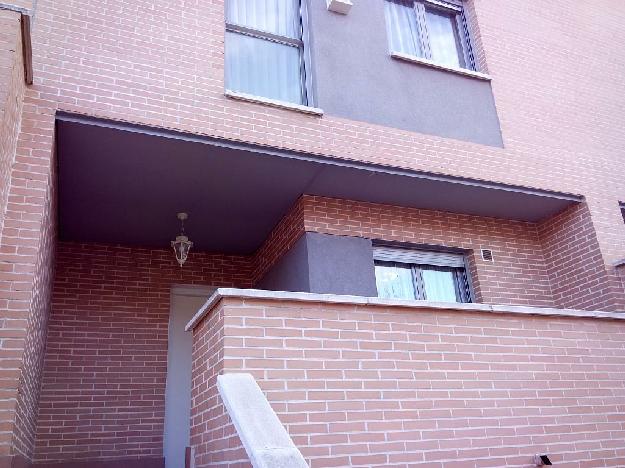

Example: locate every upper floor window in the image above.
[373,246,472,303]
[384,0,476,71]
[225,0,310,106]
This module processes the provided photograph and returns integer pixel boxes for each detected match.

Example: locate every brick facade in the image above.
[257,195,620,311]
[190,301,247,467]
[0,0,621,465]
[34,242,252,464]
[301,195,555,308]
[191,295,625,468]
[0,9,24,237]
[0,8,51,463]
[537,203,619,311]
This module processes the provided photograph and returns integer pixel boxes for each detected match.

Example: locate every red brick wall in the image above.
[10,158,56,461]
[190,301,247,467]
[254,195,622,311]
[300,195,556,308]
[0,9,24,237]
[0,0,622,463]
[192,296,625,468]
[19,0,625,271]
[538,203,620,311]
[251,197,305,285]
[34,242,253,464]
[0,8,26,460]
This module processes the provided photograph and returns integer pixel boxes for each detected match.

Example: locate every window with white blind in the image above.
[373,246,472,303]
[384,0,476,71]
[225,0,310,106]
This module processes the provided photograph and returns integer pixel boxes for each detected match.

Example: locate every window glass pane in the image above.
[375,263,416,300]
[424,7,463,68]
[227,0,301,39]
[384,0,422,57]
[226,32,303,104]
[421,268,458,302]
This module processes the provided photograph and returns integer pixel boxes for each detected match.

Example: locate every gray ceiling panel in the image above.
[56,115,581,254]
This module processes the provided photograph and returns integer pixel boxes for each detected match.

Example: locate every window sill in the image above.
[390,51,492,81]
[225,90,324,116]
[614,259,625,268]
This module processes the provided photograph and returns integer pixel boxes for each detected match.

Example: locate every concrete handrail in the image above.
[217,373,309,468]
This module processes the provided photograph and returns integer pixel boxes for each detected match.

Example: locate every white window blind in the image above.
[373,246,466,268]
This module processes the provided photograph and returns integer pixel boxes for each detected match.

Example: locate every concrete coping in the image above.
[217,373,309,468]
[185,288,625,331]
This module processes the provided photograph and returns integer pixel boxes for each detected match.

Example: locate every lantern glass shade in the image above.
[171,235,193,266]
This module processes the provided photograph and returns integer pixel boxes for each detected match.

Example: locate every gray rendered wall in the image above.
[306,232,377,296]
[257,232,378,296]
[256,234,311,292]
[306,0,503,147]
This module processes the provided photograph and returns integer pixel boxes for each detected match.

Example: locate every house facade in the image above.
[0,0,624,467]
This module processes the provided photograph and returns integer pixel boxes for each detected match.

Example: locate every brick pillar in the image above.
[0,8,26,244]
[190,300,248,467]
[0,99,55,466]
[538,201,624,311]
[0,5,55,458]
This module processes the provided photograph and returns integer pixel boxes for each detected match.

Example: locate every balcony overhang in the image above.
[56,113,582,254]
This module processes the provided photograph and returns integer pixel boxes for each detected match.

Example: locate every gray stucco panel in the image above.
[307,233,378,296]
[257,232,377,297]
[257,234,311,292]
[307,0,503,147]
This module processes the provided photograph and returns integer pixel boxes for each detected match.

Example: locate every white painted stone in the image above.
[225,90,323,115]
[217,374,308,468]
[186,288,625,331]
[391,51,492,80]
[326,0,352,14]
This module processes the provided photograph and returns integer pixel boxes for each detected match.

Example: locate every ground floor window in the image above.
[373,246,471,302]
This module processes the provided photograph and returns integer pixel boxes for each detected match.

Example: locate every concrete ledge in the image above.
[225,90,324,116]
[217,374,308,468]
[186,288,625,331]
[391,51,492,81]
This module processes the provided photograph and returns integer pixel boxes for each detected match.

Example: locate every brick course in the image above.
[0,10,25,458]
[300,195,556,308]
[34,242,252,464]
[0,0,622,464]
[191,296,625,468]
[537,203,619,311]
[190,301,247,467]
[0,9,24,238]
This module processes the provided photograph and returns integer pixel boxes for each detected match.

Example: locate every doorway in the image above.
[163,286,215,468]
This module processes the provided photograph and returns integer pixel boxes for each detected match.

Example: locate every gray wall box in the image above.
[306,0,503,147]
[257,232,378,296]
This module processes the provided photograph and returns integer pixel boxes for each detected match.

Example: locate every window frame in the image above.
[373,247,473,303]
[224,0,313,106]
[386,0,477,72]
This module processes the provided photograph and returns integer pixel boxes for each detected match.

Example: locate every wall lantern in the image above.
[171,212,193,267]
